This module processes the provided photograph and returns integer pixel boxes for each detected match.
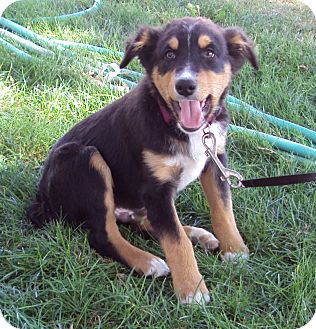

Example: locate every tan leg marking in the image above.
[200,165,249,260]
[90,153,169,277]
[159,205,210,304]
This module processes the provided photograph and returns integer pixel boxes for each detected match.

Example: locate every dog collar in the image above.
[159,104,172,124]
[158,103,224,126]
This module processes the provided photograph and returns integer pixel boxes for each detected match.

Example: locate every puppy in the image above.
[27,17,258,304]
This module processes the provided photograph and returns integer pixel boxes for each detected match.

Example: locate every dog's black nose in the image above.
[175,79,197,97]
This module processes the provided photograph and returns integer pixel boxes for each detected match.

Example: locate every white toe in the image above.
[145,258,170,278]
[180,291,211,305]
[221,251,249,262]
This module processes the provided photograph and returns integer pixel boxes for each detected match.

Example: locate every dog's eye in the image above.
[203,49,215,58]
[165,50,176,59]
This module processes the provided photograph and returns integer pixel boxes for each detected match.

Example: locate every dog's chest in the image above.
[166,122,225,191]
[179,143,207,192]
[166,131,208,192]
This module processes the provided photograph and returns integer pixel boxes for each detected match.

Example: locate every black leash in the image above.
[240,172,316,188]
[202,125,316,188]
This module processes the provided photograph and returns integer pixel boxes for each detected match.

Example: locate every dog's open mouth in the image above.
[173,95,212,132]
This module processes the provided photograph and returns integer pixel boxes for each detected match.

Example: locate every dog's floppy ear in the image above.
[120,26,161,70]
[224,28,259,73]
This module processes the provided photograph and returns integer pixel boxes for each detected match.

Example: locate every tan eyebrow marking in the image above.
[198,35,212,48]
[168,37,179,50]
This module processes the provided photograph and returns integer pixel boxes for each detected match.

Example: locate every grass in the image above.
[0,0,315,328]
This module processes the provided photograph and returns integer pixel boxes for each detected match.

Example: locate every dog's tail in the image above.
[26,192,53,228]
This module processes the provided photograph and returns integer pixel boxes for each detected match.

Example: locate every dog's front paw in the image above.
[220,250,249,262]
[174,278,210,305]
[144,258,170,278]
[180,290,211,305]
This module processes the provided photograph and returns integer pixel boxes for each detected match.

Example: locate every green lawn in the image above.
[0,0,315,328]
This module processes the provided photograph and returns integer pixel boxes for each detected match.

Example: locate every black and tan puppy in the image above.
[27,17,258,304]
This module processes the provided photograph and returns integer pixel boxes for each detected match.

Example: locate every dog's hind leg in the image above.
[89,152,169,277]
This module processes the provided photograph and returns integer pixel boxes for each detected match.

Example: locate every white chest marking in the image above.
[165,122,226,192]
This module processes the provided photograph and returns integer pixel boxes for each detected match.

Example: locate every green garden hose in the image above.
[0,0,315,161]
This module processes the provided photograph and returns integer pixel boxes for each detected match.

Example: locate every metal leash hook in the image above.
[202,125,244,188]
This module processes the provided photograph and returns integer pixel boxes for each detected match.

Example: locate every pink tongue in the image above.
[179,100,203,129]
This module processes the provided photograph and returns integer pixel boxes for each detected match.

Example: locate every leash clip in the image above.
[202,125,244,188]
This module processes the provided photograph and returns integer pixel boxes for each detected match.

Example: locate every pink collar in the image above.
[159,104,172,124]
[158,104,224,126]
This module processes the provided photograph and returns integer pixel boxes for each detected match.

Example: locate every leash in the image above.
[202,125,316,188]
[240,173,316,188]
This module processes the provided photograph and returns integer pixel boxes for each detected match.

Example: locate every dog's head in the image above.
[120,17,259,133]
